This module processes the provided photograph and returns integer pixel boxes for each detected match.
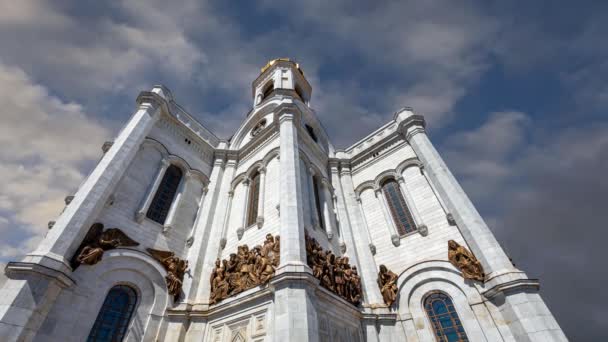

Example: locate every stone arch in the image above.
[354,180,375,197]
[374,170,401,190]
[140,138,169,157]
[262,147,280,167]
[49,249,169,342]
[395,157,423,175]
[395,260,489,342]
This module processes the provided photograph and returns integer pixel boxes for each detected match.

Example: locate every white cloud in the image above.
[0,62,110,258]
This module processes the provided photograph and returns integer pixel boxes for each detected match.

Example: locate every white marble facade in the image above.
[0,59,567,341]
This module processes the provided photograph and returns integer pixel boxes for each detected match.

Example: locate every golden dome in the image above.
[260,58,304,75]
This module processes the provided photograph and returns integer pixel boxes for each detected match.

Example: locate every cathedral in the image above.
[0,59,567,341]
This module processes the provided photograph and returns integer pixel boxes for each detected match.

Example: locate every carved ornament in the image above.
[305,232,362,306]
[209,234,280,304]
[147,248,189,300]
[448,240,485,282]
[71,223,139,269]
[377,264,398,306]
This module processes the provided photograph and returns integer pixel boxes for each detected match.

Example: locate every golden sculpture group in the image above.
[447,239,485,282]
[305,232,362,306]
[377,264,399,306]
[147,248,189,300]
[209,234,280,304]
[71,223,139,269]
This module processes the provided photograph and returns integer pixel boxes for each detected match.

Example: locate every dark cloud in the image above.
[443,117,608,341]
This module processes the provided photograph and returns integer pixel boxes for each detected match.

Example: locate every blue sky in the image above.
[0,1,606,340]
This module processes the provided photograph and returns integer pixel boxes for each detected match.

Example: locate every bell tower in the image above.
[252,58,312,106]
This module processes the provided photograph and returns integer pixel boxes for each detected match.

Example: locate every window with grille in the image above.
[247,172,260,227]
[312,176,325,229]
[147,164,182,224]
[424,292,469,342]
[381,179,416,235]
[87,285,137,342]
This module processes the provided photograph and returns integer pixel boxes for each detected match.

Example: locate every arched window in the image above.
[147,164,183,224]
[424,292,468,342]
[246,171,261,227]
[261,81,274,101]
[381,178,416,235]
[88,285,137,342]
[312,175,325,229]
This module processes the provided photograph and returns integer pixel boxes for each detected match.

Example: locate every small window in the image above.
[261,81,274,101]
[424,292,469,342]
[246,172,261,227]
[305,124,318,142]
[251,119,267,137]
[312,176,325,230]
[147,165,183,224]
[87,285,137,342]
[382,178,416,235]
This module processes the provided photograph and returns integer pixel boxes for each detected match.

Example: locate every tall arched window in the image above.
[312,176,325,229]
[424,292,469,342]
[246,172,261,227]
[381,178,416,235]
[147,164,183,224]
[88,285,138,342]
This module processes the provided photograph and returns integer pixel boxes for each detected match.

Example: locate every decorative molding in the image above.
[369,243,377,255]
[391,234,400,247]
[418,224,428,236]
[446,213,457,226]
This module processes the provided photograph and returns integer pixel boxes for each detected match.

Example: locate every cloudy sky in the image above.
[0,1,606,339]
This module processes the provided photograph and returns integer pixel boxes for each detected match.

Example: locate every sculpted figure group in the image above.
[147,248,189,300]
[305,232,362,306]
[209,234,280,304]
[71,223,139,269]
[448,239,485,282]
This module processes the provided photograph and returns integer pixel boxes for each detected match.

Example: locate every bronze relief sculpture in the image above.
[447,240,485,282]
[209,234,280,304]
[377,264,398,306]
[71,223,139,269]
[305,232,362,306]
[147,248,189,300]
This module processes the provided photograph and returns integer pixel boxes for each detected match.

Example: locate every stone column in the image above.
[256,167,266,228]
[336,165,384,305]
[276,112,307,268]
[307,167,320,230]
[396,176,428,236]
[0,86,170,341]
[320,179,336,239]
[219,190,234,249]
[375,188,401,246]
[194,157,237,311]
[237,178,250,239]
[136,157,170,223]
[272,108,318,342]
[356,196,376,255]
[163,170,191,233]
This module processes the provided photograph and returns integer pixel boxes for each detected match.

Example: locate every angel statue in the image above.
[147,248,189,300]
[71,223,139,269]
[377,264,399,306]
[448,240,485,282]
